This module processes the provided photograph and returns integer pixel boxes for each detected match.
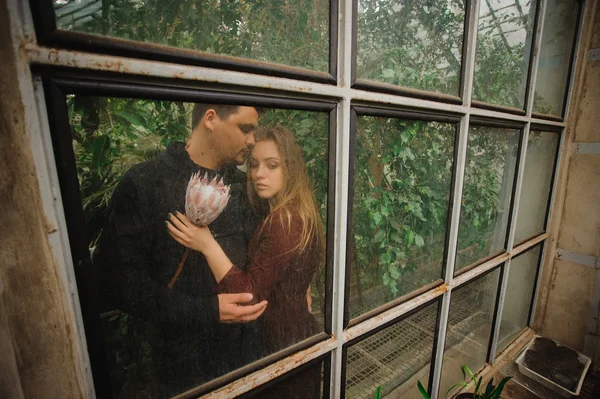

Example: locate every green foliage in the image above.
[417,380,431,399]
[351,117,454,305]
[472,0,536,109]
[417,366,511,399]
[259,109,329,218]
[70,97,190,245]
[350,119,520,310]
[455,126,520,270]
[357,0,465,95]
[446,366,512,399]
[373,385,382,399]
[55,0,330,71]
[473,32,529,109]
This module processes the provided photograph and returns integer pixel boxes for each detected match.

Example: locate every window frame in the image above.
[530,0,585,120]
[470,0,543,115]
[341,297,443,398]
[436,263,504,399]
[39,67,338,398]
[349,0,472,104]
[513,125,563,247]
[29,0,340,84]
[344,105,461,326]
[491,241,545,357]
[13,0,587,397]
[453,118,526,277]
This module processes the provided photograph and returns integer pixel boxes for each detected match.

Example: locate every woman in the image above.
[167,126,324,396]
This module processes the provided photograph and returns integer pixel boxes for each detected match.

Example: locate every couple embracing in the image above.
[95,104,323,398]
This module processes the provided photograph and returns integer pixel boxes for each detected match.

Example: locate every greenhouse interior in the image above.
[1,0,600,398]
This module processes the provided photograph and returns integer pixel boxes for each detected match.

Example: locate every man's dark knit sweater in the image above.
[94,142,257,395]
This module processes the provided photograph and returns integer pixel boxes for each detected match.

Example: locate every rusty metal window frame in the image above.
[28,0,339,85]
[9,0,587,398]
[349,0,468,105]
[38,67,338,399]
[344,105,461,327]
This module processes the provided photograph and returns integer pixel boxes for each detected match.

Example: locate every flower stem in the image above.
[168,248,190,289]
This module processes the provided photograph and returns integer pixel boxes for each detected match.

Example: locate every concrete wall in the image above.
[0,1,87,397]
[534,0,600,364]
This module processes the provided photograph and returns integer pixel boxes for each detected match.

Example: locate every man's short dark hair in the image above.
[191,104,241,131]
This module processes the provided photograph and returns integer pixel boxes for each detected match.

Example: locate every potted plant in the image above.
[415,366,511,399]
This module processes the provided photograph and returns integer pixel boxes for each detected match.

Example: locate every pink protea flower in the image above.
[169,172,231,289]
[185,172,231,226]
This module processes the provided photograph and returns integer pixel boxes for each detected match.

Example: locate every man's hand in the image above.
[218,293,267,323]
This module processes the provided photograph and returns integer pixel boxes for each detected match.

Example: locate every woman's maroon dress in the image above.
[216,209,322,397]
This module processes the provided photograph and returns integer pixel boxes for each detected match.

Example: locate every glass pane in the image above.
[67,97,329,397]
[240,358,327,399]
[455,125,520,272]
[532,0,580,116]
[497,246,541,352]
[472,0,537,109]
[53,0,330,72]
[345,301,439,398]
[439,269,501,397]
[356,0,465,95]
[349,116,456,318]
[514,131,559,243]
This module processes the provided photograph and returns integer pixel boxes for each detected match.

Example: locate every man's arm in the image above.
[218,293,267,323]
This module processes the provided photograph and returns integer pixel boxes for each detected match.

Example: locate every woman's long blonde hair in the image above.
[247,126,325,255]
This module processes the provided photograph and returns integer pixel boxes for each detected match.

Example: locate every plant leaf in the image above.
[463,365,477,383]
[417,381,431,399]
[475,376,484,395]
[484,378,494,397]
[373,385,382,399]
[490,376,512,399]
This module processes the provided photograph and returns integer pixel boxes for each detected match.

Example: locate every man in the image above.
[95,104,266,397]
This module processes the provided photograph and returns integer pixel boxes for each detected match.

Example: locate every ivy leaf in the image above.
[380,205,390,217]
[389,264,401,279]
[380,252,391,264]
[400,129,411,143]
[373,229,386,244]
[415,234,425,247]
[390,219,403,232]
[405,230,415,247]
[399,147,416,161]
[391,232,403,244]
[373,211,382,226]
[382,69,395,79]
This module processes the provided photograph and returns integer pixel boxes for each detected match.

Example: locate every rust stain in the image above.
[19,36,36,52]
[90,60,127,72]
[48,48,60,63]
[434,282,449,294]
[44,215,57,234]
[211,340,332,397]
[293,86,313,92]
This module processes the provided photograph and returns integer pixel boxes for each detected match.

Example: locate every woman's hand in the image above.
[166,211,216,253]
